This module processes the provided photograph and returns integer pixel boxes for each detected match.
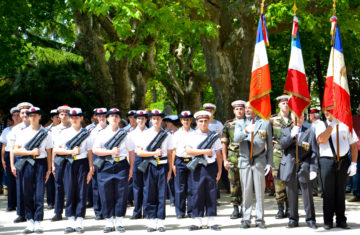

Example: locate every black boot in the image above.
[275,202,286,219]
[230,205,240,219]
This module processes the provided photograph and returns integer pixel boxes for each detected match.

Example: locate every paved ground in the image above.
[0,191,359,234]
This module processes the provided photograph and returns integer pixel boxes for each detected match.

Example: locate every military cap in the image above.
[309,108,320,114]
[95,108,108,115]
[26,107,43,115]
[231,100,246,108]
[276,94,290,102]
[194,110,211,120]
[57,105,71,113]
[203,103,216,109]
[106,108,122,118]
[148,109,165,118]
[178,111,193,119]
[17,102,33,110]
[10,107,19,114]
[126,110,137,117]
[69,108,84,116]
[134,110,148,118]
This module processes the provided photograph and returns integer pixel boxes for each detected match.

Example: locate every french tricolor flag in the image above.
[284,16,310,118]
[249,14,272,120]
[322,16,353,131]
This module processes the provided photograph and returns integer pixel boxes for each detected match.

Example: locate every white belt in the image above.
[158,159,168,164]
[71,155,88,160]
[206,158,216,164]
[34,155,47,159]
[112,155,127,162]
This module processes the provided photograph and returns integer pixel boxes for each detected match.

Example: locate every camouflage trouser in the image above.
[273,153,287,203]
[227,151,242,206]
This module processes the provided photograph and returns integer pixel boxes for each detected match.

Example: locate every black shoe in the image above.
[210,225,221,231]
[51,214,62,222]
[324,224,333,230]
[147,227,156,232]
[103,227,114,233]
[127,201,134,207]
[158,227,165,232]
[14,216,26,223]
[256,222,266,229]
[336,221,350,229]
[176,215,185,219]
[275,209,285,219]
[287,220,299,228]
[47,204,54,210]
[86,203,93,208]
[95,215,104,220]
[130,214,142,220]
[230,206,240,219]
[64,227,75,233]
[116,226,126,233]
[306,220,318,229]
[188,225,200,231]
[75,227,84,233]
[6,207,16,212]
[240,221,250,229]
[23,228,34,234]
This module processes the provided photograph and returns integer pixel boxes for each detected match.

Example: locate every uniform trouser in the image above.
[240,165,265,223]
[128,178,134,203]
[319,157,350,225]
[15,155,25,217]
[174,157,192,217]
[143,163,168,219]
[22,158,47,221]
[352,151,360,197]
[285,168,315,222]
[191,162,217,217]
[227,151,242,206]
[54,155,65,215]
[132,156,144,217]
[87,179,93,205]
[167,174,175,204]
[92,155,102,216]
[46,173,55,206]
[97,160,129,218]
[63,158,89,218]
[5,152,16,209]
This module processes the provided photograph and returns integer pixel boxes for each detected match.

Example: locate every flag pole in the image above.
[332,0,340,163]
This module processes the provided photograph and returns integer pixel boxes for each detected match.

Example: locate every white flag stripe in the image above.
[288,46,306,74]
[251,40,269,72]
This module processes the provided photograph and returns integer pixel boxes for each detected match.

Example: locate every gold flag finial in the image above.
[293,1,298,14]
[261,0,265,15]
[333,0,336,16]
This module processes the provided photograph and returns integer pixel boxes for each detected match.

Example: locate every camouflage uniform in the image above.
[221,119,242,206]
[270,114,293,203]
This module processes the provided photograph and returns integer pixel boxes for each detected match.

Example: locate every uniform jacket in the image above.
[279,125,319,183]
[234,118,273,169]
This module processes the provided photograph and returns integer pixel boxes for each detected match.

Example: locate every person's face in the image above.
[291,113,304,126]
[180,118,192,129]
[128,116,136,126]
[97,114,107,125]
[233,106,245,119]
[20,109,29,122]
[204,108,215,118]
[70,116,83,126]
[91,114,98,124]
[136,117,146,127]
[278,100,289,113]
[107,114,120,125]
[245,103,253,118]
[12,111,21,124]
[59,112,69,123]
[309,113,316,122]
[29,113,41,125]
[196,118,209,132]
[151,116,162,128]
[51,115,60,125]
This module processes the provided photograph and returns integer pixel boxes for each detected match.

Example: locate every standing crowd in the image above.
[0,96,359,233]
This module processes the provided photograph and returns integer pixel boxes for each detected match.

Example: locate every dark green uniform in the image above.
[221,119,242,207]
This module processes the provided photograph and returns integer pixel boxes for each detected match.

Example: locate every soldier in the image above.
[136,109,174,232]
[234,102,273,229]
[279,112,318,229]
[50,105,71,222]
[124,110,137,132]
[186,110,222,231]
[221,100,245,219]
[316,110,358,229]
[129,110,148,220]
[172,111,195,218]
[1,107,21,212]
[13,107,53,233]
[270,95,292,218]
[10,102,33,223]
[93,108,135,233]
[53,108,93,233]
[89,108,108,220]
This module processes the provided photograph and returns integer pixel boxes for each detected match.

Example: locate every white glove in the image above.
[264,164,271,176]
[329,119,338,128]
[347,162,357,177]
[291,126,300,137]
[309,171,317,180]
[245,123,256,133]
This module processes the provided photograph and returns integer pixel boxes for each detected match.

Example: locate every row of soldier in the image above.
[1,96,358,233]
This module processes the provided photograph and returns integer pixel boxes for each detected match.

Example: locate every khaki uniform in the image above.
[221,119,242,206]
[270,114,292,203]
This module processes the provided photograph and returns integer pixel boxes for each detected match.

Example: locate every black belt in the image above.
[177,156,192,162]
